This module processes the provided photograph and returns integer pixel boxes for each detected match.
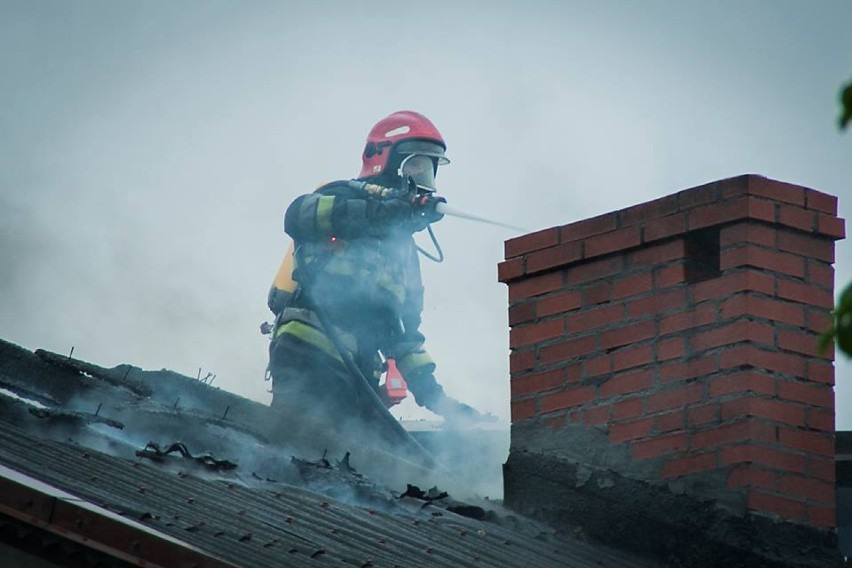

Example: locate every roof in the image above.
[0,338,659,567]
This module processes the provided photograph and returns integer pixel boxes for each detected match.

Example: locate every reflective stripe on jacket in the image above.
[270,180,436,384]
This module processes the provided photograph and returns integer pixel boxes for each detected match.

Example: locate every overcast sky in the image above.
[1,0,850,428]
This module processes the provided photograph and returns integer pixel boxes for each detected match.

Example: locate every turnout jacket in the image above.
[268,180,439,405]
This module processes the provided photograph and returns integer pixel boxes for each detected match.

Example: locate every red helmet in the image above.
[359,110,449,179]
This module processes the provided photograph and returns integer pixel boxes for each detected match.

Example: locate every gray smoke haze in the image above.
[1,0,851,433]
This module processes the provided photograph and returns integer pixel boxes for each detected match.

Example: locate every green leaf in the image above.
[840,79,852,130]
[836,281,852,356]
[820,281,852,358]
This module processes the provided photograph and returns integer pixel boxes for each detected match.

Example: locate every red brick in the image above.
[583,405,611,426]
[498,257,525,282]
[539,335,598,365]
[657,337,685,361]
[806,260,834,289]
[661,452,718,478]
[722,445,807,474]
[560,213,618,243]
[745,177,806,207]
[565,363,583,383]
[612,344,654,372]
[585,226,641,259]
[600,369,654,398]
[805,306,834,338]
[779,206,815,233]
[525,241,583,274]
[537,290,582,317]
[643,213,688,242]
[508,271,564,301]
[620,194,680,227]
[777,475,834,504]
[805,308,833,336]
[655,410,685,433]
[511,399,537,421]
[777,279,834,309]
[627,288,686,318]
[508,301,536,326]
[540,387,596,414]
[808,505,836,528]
[545,413,568,430]
[609,417,654,443]
[720,245,805,278]
[721,294,805,328]
[690,320,774,353]
[806,309,836,337]
[692,270,774,303]
[601,320,656,350]
[805,189,837,215]
[632,433,688,460]
[748,197,777,222]
[566,304,624,334]
[721,397,806,428]
[583,356,612,378]
[777,231,834,263]
[690,421,775,451]
[630,239,686,266]
[726,465,776,490]
[654,263,685,288]
[510,318,564,348]
[809,456,836,482]
[568,256,624,285]
[748,490,807,521]
[647,384,704,413]
[807,408,834,432]
[719,222,777,248]
[510,350,534,373]
[719,345,807,379]
[505,227,559,258]
[613,398,643,421]
[658,358,717,384]
[511,368,565,398]
[659,304,717,335]
[817,213,845,239]
[679,180,723,208]
[582,281,613,305]
[688,403,720,427]
[713,175,750,197]
[778,381,834,408]
[778,428,834,457]
[688,196,774,231]
[777,331,823,358]
[708,372,776,397]
[807,361,835,386]
[613,272,653,300]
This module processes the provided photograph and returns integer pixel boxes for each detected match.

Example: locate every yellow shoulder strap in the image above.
[272,241,298,292]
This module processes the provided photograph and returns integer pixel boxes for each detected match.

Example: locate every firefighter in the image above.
[266,110,484,430]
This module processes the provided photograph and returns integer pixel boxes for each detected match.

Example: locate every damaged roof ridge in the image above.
[36,348,154,398]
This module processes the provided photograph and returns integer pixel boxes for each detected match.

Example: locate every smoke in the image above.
[2,0,851,497]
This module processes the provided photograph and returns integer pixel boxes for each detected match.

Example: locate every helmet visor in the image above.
[394,140,449,165]
[400,154,438,192]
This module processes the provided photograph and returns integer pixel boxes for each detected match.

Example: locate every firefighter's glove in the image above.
[367,197,413,230]
[410,194,446,232]
[433,398,486,429]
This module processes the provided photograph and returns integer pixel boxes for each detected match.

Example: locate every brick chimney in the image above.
[498,175,845,567]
